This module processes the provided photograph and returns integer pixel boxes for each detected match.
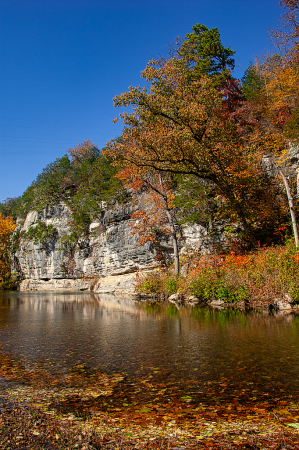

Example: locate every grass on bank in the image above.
[135,240,299,305]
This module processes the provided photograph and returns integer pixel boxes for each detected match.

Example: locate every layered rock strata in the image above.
[14,200,221,294]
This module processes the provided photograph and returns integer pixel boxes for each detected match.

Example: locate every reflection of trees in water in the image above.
[1,292,299,396]
[136,302,299,390]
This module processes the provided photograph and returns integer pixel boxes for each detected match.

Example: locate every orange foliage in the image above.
[0,214,16,283]
[130,210,169,264]
[118,163,180,272]
[183,244,299,303]
[256,60,299,131]
[106,49,282,245]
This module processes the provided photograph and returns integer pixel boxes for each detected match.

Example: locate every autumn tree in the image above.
[106,24,273,247]
[241,0,299,246]
[67,139,99,164]
[270,0,299,56]
[119,166,181,274]
[0,214,16,287]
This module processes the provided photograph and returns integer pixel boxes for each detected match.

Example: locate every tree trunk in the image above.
[164,208,180,276]
[218,183,257,247]
[279,169,299,247]
[158,174,180,276]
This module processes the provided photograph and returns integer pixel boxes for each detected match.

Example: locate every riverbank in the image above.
[1,350,299,449]
[136,243,299,313]
[9,242,299,315]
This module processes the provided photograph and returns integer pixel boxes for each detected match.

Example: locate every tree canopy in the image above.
[3,9,299,262]
[106,24,281,246]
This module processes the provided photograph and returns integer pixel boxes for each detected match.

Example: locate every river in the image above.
[1,291,299,402]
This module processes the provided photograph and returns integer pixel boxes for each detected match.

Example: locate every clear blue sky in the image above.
[0,0,283,201]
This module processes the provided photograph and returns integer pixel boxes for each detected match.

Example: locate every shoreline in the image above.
[8,274,298,314]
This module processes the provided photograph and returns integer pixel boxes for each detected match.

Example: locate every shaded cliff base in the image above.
[19,272,138,296]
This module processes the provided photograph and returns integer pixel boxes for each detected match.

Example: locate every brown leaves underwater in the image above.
[1,349,299,449]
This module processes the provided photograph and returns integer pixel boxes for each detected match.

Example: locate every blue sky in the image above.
[0,0,283,201]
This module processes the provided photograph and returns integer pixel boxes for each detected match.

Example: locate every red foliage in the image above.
[218,78,257,133]
[130,211,169,264]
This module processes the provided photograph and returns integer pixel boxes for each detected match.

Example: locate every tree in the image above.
[270,0,299,55]
[106,24,270,246]
[241,4,299,246]
[67,139,99,164]
[0,214,16,286]
[178,23,235,83]
[119,166,181,275]
[254,56,299,242]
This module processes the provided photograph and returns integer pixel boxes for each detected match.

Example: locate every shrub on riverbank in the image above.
[0,277,18,291]
[136,241,299,305]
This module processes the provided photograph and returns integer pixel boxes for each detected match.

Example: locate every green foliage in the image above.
[234,285,250,301]
[190,268,221,299]
[241,63,264,102]
[0,197,25,219]
[0,275,18,291]
[1,150,126,220]
[137,266,250,303]
[165,278,178,294]
[0,148,128,250]
[289,283,299,303]
[11,229,26,253]
[65,154,129,237]
[26,222,58,245]
[243,242,299,303]
[58,232,79,253]
[139,276,161,294]
[174,175,215,225]
[180,23,235,83]
[136,271,180,296]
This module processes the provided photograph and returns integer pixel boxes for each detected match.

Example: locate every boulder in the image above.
[168,293,184,306]
[210,299,225,307]
[274,299,293,310]
[186,296,200,306]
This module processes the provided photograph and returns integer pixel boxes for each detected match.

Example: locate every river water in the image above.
[1,291,299,400]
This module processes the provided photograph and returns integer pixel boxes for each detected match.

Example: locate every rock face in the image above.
[14,200,224,294]
[15,203,71,281]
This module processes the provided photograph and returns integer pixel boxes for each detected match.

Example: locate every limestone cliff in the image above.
[14,199,218,294]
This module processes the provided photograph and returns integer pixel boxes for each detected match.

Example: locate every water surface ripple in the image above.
[0,291,299,398]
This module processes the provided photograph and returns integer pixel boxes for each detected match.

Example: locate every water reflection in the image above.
[0,291,299,397]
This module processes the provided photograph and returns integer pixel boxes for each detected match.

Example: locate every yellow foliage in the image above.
[266,66,299,110]
[255,56,299,130]
[257,132,285,155]
[0,214,16,283]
